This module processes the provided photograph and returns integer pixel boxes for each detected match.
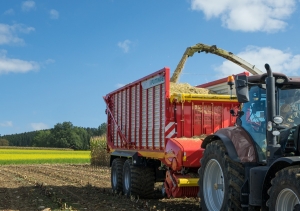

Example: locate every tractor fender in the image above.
[261,157,300,206]
[202,126,257,163]
[201,133,240,162]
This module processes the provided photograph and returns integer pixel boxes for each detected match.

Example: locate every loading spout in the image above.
[170,43,264,83]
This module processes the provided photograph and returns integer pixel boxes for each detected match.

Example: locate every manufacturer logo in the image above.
[141,75,165,89]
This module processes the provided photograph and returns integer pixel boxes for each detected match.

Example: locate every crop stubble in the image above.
[0,164,199,211]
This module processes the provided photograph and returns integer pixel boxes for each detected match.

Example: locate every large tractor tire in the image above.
[198,140,244,211]
[122,159,155,198]
[267,165,300,211]
[111,158,125,194]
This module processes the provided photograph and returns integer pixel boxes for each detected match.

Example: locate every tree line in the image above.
[0,122,107,150]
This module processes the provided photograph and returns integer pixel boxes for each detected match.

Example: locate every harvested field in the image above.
[0,164,200,211]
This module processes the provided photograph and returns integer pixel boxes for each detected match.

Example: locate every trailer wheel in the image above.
[198,140,244,211]
[111,158,125,194]
[267,165,300,211]
[123,159,155,198]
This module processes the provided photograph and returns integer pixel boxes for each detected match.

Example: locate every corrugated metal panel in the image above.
[131,86,136,145]
[136,85,140,147]
[121,90,126,137]
[106,68,169,152]
[161,84,165,148]
[154,85,161,148]
[130,85,141,147]
[147,88,153,148]
[117,92,122,147]
[114,94,118,147]
[126,89,130,140]
[142,88,147,147]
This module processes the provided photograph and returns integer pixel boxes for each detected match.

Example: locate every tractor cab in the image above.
[199,64,300,210]
[235,72,300,162]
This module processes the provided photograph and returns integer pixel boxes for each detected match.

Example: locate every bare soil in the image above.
[0,164,200,211]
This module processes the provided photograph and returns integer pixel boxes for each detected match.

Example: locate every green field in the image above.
[0,148,90,165]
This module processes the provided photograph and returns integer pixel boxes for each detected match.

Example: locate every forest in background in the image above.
[0,122,107,150]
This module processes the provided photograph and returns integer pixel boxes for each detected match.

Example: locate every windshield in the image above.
[239,86,300,162]
[279,89,300,127]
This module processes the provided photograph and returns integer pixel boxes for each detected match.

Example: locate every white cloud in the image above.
[190,0,296,32]
[3,9,15,15]
[0,121,13,127]
[0,50,40,74]
[22,1,36,12]
[215,46,300,77]
[30,123,49,131]
[118,40,131,53]
[0,23,35,45]
[116,83,125,88]
[49,9,59,19]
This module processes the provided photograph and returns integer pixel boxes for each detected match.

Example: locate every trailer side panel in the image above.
[105,68,170,152]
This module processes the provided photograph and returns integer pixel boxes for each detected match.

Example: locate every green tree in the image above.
[1,121,107,149]
[73,127,90,150]
[0,138,9,146]
[32,130,51,147]
[50,121,89,149]
[51,122,74,148]
[98,123,107,136]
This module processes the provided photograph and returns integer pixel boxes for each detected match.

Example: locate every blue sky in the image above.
[1,0,300,135]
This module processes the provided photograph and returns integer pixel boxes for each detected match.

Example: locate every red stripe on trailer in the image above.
[165,122,176,139]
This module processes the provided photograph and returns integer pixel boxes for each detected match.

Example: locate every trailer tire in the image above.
[123,159,155,198]
[111,158,125,194]
[198,140,244,211]
[267,165,300,211]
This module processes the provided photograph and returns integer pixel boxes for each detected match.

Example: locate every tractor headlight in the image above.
[273,116,284,124]
[272,130,280,136]
[276,78,285,84]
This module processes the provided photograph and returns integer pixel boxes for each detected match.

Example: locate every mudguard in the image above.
[202,133,240,162]
[110,150,139,166]
[202,126,257,162]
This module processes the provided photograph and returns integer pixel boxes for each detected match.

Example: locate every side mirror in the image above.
[235,75,249,103]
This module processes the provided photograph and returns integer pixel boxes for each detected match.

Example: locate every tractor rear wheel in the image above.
[267,165,300,211]
[198,140,244,211]
[111,158,125,194]
[123,159,155,198]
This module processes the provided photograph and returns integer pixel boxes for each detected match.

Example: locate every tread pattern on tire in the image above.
[111,158,125,193]
[266,165,300,210]
[198,140,245,211]
[123,159,155,198]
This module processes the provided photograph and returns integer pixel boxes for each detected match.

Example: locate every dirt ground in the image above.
[0,164,200,211]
